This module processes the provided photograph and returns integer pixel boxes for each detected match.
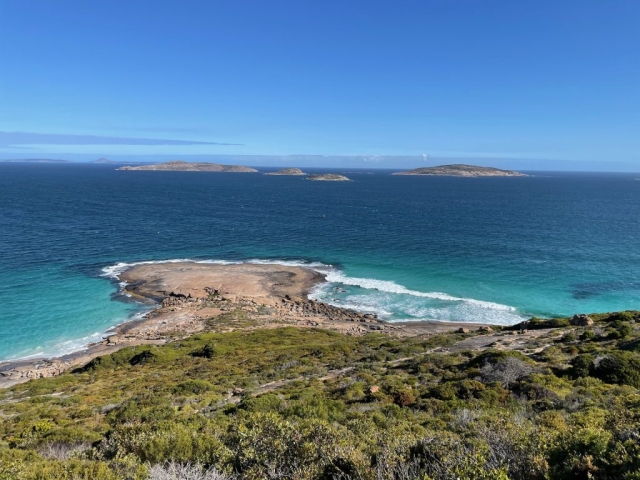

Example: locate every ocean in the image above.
[1,163,639,361]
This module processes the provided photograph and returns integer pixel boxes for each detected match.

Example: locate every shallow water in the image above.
[1,163,639,360]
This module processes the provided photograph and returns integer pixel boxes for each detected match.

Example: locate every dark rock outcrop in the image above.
[571,314,594,326]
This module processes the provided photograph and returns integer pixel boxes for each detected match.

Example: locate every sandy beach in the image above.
[0,262,495,388]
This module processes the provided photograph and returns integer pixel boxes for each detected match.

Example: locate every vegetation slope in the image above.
[1,310,640,479]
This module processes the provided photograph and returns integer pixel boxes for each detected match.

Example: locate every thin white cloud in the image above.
[0,131,242,147]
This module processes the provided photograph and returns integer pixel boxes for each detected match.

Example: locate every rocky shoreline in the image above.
[0,262,494,388]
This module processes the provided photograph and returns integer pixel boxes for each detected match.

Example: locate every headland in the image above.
[0,262,492,388]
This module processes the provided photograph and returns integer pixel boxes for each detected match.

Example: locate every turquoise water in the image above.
[0,266,141,359]
[1,164,640,360]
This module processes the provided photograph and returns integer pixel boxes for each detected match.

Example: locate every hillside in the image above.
[117,161,258,172]
[1,306,639,479]
[393,164,527,177]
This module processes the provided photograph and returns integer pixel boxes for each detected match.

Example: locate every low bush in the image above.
[580,330,596,341]
[1,320,640,479]
[591,351,640,388]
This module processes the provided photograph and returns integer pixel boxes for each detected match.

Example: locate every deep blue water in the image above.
[1,163,640,360]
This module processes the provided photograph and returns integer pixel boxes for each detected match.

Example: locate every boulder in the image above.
[106,335,123,345]
[571,314,594,326]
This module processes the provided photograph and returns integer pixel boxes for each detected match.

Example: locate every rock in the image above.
[369,385,380,394]
[478,326,493,332]
[106,335,123,345]
[456,328,470,334]
[571,314,594,326]
[162,296,187,307]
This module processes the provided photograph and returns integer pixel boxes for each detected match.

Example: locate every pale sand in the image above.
[0,262,495,388]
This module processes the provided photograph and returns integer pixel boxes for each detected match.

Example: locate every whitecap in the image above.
[318,269,517,312]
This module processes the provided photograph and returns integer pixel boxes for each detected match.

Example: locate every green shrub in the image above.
[525,317,570,329]
[571,354,594,379]
[191,343,216,359]
[227,413,345,479]
[173,380,212,396]
[611,320,633,339]
[107,394,175,425]
[239,393,285,413]
[580,330,596,341]
[468,350,533,369]
[548,318,571,328]
[430,383,458,401]
[129,350,157,366]
[605,311,637,323]
[591,351,640,387]
[454,379,487,400]
[393,389,416,407]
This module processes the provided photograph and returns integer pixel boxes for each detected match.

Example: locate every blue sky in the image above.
[1,1,638,169]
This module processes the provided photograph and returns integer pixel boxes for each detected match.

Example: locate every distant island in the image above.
[117,160,258,172]
[0,158,70,163]
[92,157,113,164]
[265,167,307,176]
[392,164,527,177]
[306,173,351,181]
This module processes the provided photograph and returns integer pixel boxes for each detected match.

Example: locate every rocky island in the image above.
[306,173,351,181]
[117,160,258,172]
[0,158,71,163]
[265,167,307,176]
[393,164,527,177]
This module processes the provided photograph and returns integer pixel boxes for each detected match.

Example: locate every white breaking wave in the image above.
[6,332,109,361]
[100,258,330,280]
[4,311,151,362]
[101,258,236,279]
[318,269,516,312]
